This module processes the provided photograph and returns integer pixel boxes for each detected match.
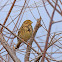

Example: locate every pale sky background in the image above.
[0,0,62,62]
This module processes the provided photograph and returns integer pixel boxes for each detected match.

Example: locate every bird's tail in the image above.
[15,42,21,49]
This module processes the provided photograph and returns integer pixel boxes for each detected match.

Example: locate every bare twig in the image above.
[42,0,50,18]
[52,0,61,11]
[34,54,42,62]
[48,36,62,49]
[52,20,62,24]
[41,0,58,62]
[47,0,61,15]
[0,33,21,62]
[34,39,43,52]
[1,0,16,33]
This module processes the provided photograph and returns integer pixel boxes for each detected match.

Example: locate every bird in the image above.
[15,20,33,49]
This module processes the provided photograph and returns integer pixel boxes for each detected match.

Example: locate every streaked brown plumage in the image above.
[15,20,33,49]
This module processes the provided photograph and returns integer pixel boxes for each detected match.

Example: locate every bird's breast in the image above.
[18,25,32,41]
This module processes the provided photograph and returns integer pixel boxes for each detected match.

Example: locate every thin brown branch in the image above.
[42,0,50,18]
[59,0,62,5]
[52,0,61,11]
[0,33,21,62]
[47,0,61,15]
[48,35,62,49]
[34,54,50,62]
[52,20,62,24]
[0,55,7,62]
[34,54,42,62]
[41,0,58,62]
[34,39,50,62]
[24,17,41,62]
[1,0,16,33]
[34,39,42,52]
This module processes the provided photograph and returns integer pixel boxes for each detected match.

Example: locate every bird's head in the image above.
[23,20,33,25]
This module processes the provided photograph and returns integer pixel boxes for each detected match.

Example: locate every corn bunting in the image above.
[15,20,33,49]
